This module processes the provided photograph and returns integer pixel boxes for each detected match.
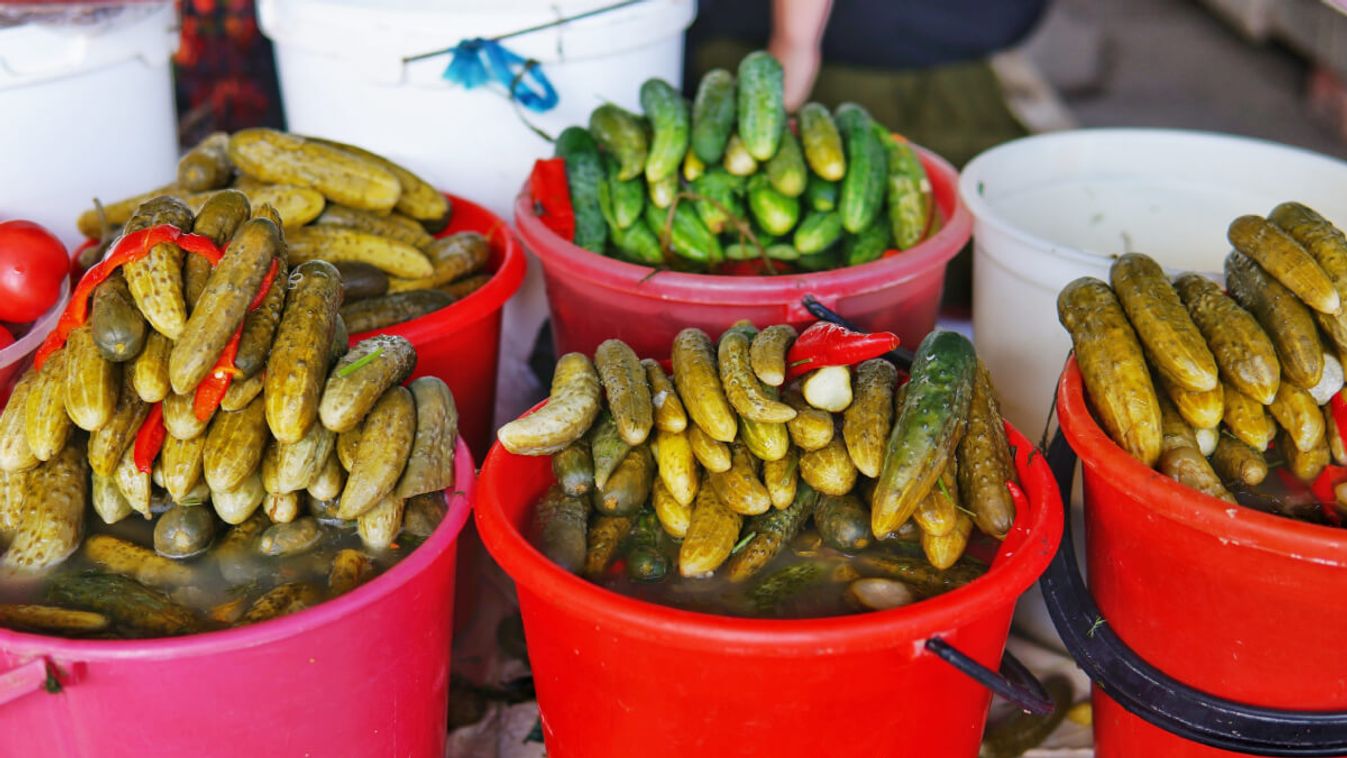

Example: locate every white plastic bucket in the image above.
[959,127,1347,650]
[257,0,696,218]
[258,0,696,432]
[0,2,180,248]
[961,128,1347,438]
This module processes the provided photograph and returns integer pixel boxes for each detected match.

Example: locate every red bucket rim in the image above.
[73,192,525,344]
[1057,355,1347,564]
[346,193,526,340]
[0,439,476,660]
[512,146,971,306]
[475,412,1062,655]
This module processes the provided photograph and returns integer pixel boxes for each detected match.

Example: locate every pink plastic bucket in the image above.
[515,147,971,360]
[0,439,475,758]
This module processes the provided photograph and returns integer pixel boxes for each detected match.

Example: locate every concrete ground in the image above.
[1026,0,1347,158]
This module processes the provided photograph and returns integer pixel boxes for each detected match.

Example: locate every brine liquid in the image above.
[0,507,424,639]
[589,529,994,620]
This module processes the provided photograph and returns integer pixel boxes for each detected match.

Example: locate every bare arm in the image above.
[769,0,833,111]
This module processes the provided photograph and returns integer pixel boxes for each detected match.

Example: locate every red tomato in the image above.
[0,220,70,323]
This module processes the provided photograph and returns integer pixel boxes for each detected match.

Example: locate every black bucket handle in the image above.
[926,637,1055,715]
[1041,429,1347,756]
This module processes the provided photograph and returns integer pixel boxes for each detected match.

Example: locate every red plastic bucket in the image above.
[475,420,1062,757]
[1057,357,1347,757]
[514,148,972,360]
[0,439,475,758]
[347,194,525,461]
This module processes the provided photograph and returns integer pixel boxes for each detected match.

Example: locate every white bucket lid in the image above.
[0,2,178,90]
[257,0,696,85]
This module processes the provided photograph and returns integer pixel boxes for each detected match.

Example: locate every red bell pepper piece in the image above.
[191,258,277,421]
[784,321,900,381]
[1006,480,1028,516]
[35,225,224,370]
[175,231,225,265]
[530,158,575,242]
[193,329,241,421]
[1330,392,1347,456]
[248,259,280,310]
[1310,464,1347,526]
[133,402,166,474]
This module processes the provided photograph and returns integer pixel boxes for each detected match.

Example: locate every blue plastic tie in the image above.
[442,38,558,113]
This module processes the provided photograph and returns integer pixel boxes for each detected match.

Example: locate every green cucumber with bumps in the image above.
[844,217,893,266]
[765,130,807,197]
[604,155,645,230]
[690,167,745,235]
[835,103,886,234]
[640,79,690,183]
[736,51,786,161]
[589,103,648,181]
[876,126,933,250]
[872,330,977,538]
[805,173,839,212]
[747,174,800,237]
[794,211,844,254]
[554,127,608,253]
[799,102,846,180]
[645,198,723,263]
[691,68,737,164]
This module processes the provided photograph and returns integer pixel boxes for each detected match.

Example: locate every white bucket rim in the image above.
[958,127,1347,272]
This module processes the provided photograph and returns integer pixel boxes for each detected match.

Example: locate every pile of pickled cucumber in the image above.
[77,129,493,332]
[1060,202,1347,521]
[0,193,459,638]
[553,50,936,273]
[500,325,1018,617]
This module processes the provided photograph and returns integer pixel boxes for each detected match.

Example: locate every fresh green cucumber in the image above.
[765,130,807,197]
[554,126,608,253]
[799,102,846,180]
[794,211,844,254]
[640,78,690,183]
[736,51,786,161]
[844,217,893,266]
[834,103,886,234]
[691,68,737,164]
[589,103,648,181]
[747,174,800,237]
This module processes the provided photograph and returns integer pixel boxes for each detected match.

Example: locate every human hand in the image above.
[769,34,822,112]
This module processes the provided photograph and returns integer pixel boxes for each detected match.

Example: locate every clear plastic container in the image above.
[0,274,69,401]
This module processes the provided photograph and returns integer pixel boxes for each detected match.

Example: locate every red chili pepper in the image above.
[133,402,166,474]
[193,329,240,421]
[35,225,224,369]
[530,158,575,242]
[175,231,225,265]
[1330,392,1347,455]
[191,258,277,421]
[248,258,280,310]
[1310,464,1347,526]
[1006,480,1028,515]
[784,321,900,381]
